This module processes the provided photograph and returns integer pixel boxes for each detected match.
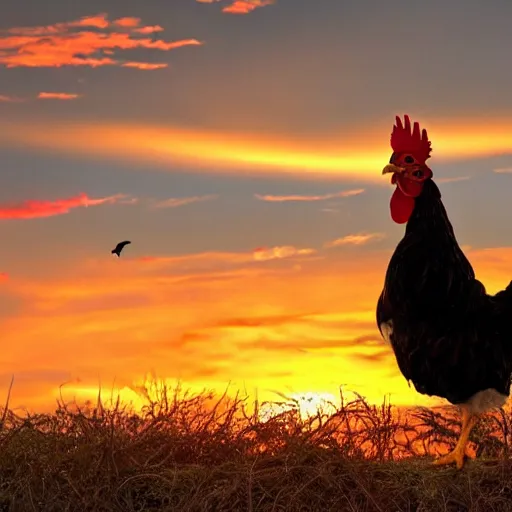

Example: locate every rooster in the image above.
[376,115,512,469]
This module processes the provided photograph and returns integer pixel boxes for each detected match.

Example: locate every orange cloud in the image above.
[494,167,512,174]
[0,272,8,282]
[0,192,132,220]
[113,17,141,28]
[2,117,511,181]
[196,0,275,14]
[0,13,202,69]
[255,188,365,202]
[223,0,275,14]
[133,26,164,35]
[37,92,81,100]
[71,13,110,30]
[324,233,386,248]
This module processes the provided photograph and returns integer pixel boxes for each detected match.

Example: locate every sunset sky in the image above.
[1,0,512,414]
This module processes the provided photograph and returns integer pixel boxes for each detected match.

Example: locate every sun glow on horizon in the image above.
[1,246,512,413]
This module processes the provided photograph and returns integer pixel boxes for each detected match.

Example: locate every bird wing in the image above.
[113,240,131,252]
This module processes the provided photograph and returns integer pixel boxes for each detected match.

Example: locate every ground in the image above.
[0,386,511,511]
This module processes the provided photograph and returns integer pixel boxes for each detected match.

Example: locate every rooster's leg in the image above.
[433,404,477,470]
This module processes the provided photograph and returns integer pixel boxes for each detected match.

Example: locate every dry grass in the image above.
[0,383,512,511]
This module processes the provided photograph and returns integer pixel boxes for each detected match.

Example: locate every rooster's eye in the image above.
[404,156,415,164]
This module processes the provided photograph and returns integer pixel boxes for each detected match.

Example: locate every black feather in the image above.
[377,179,512,405]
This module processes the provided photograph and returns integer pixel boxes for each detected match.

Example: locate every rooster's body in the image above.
[376,115,512,469]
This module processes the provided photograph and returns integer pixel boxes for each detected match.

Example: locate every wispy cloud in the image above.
[137,252,251,266]
[0,193,134,220]
[255,188,364,203]
[324,233,386,248]
[253,246,316,261]
[0,94,24,103]
[196,0,275,15]
[436,176,471,184]
[121,62,168,70]
[2,92,81,102]
[0,13,202,69]
[150,194,218,209]
[0,272,8,282]
[493,167,512,174]
[37,92,82,100]
[137,245,316,268]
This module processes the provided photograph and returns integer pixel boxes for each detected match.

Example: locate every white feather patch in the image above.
[380,321,393,346]
[465,388,508,415]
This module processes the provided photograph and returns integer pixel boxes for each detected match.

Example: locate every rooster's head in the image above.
[382,115,433,224]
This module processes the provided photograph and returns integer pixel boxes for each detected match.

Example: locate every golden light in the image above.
[1,115,510,182]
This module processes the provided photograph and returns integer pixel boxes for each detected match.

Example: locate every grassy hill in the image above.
[1,385,511,511]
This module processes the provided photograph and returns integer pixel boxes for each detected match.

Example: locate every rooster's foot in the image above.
[433,446,469,470]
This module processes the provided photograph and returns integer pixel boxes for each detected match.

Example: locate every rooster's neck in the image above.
[405,180,455,238]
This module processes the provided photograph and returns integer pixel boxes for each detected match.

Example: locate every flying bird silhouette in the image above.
[111,240,131,257]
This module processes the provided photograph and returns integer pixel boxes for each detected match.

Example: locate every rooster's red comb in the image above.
[390,115,432,161]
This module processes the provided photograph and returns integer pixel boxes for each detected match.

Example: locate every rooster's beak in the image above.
[382,164,406,175]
